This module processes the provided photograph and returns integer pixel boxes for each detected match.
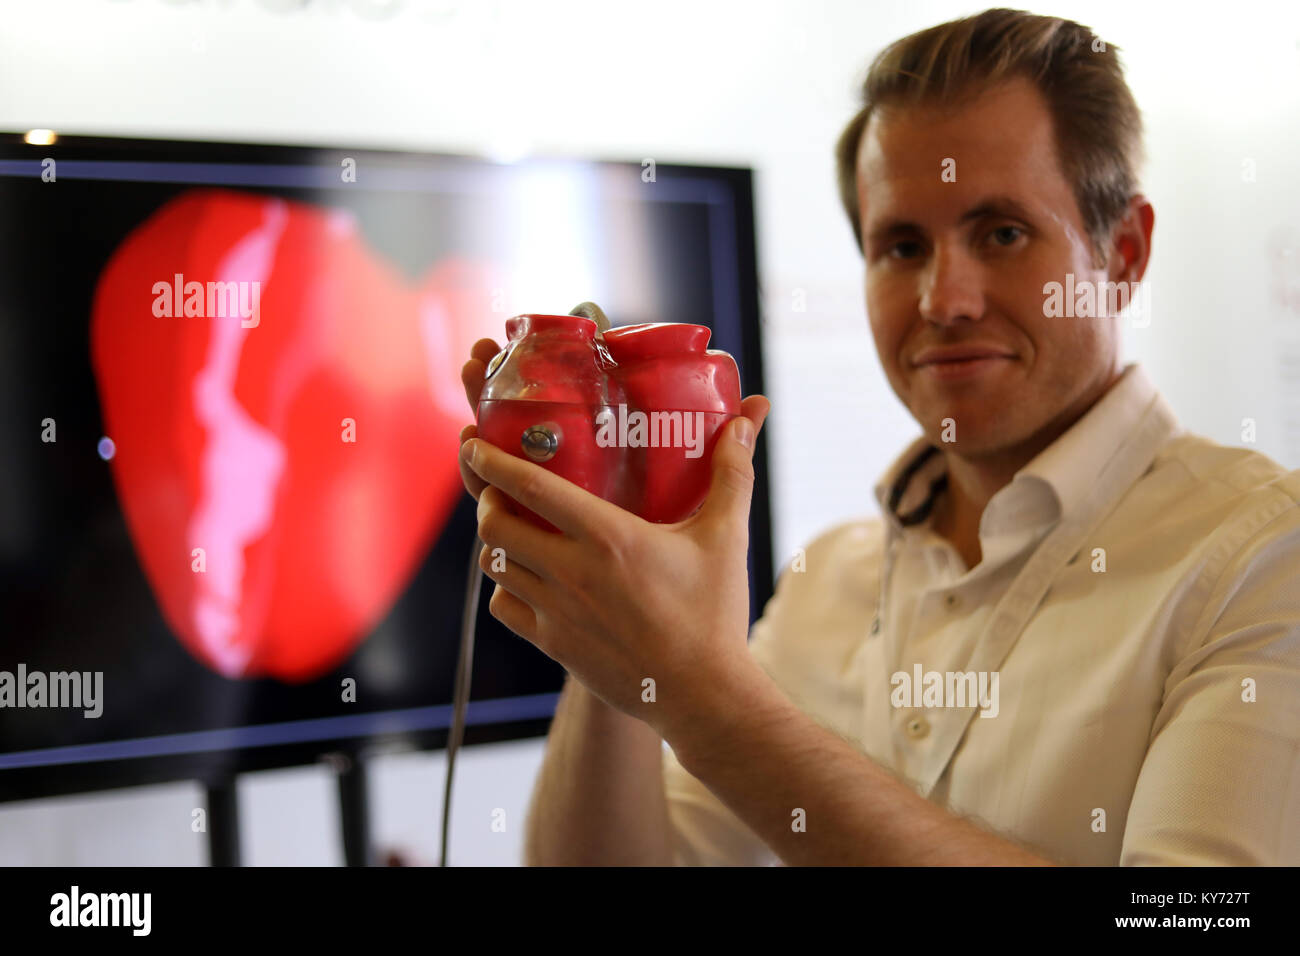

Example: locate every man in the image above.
[457,8,1300,865]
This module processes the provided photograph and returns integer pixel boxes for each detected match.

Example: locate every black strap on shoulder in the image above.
[886,444,948,527]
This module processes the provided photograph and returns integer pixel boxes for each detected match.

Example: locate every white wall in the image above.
[0,740,544,866]
[2,0,1297,864]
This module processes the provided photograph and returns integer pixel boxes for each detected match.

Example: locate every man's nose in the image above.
[918,245,985,325]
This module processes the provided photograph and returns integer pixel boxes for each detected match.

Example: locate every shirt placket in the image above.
[889,537,970,786]
[894,398,1180,798]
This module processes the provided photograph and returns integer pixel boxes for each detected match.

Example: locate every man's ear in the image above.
[1107,195,1155,284]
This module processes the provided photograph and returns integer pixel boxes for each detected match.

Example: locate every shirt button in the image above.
[906,716,930,739]
[870,615,881,635]
[945,593,960,610]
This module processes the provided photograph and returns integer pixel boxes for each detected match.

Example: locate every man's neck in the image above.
[929,362,1128,570]
[930,454,1020,571]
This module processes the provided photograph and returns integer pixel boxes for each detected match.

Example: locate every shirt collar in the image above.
[873,363,1178,534]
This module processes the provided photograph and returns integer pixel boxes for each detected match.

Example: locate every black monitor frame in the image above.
[0,132,773,804]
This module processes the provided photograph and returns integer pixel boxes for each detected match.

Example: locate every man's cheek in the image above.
[865,300,899,349]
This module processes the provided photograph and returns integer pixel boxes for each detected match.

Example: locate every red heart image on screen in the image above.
[91,189,503,682]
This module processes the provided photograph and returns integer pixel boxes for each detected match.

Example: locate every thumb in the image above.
[699,396,770,527]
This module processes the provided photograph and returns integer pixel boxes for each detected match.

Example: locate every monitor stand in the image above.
[334,751,371,867]
[203,751,372,867]
[205,777,240,867]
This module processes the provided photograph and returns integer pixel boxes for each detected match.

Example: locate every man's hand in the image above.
[457,342,770,742]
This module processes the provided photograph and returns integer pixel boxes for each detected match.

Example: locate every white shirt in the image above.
[663,362,1300,865]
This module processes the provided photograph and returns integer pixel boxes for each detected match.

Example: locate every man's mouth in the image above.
[913,352,1015,381]
[912,345,1016,366]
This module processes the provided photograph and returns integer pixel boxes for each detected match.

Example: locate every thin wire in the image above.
[568,300,611,333]
[439,535,482,867]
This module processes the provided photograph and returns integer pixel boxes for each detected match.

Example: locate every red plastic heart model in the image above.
[91,189,502,682]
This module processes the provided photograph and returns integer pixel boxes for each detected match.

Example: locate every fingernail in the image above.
[461,439,478,470]
[735,418,753,449]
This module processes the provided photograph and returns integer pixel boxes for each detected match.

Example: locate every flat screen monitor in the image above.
[0,133,772,802]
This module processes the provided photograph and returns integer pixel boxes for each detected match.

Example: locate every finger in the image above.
[478,542,548,607]
[460,437,627,540]
[462,357,487,410]
[740,394,772,435]
[460,424,489,500]
[476,485,572,581]
[486,583,537,642]
[461,339,503,409]
[696,394,771,531]
[471,338,502,365]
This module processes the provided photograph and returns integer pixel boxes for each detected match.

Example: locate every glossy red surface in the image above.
[477,315,742,528]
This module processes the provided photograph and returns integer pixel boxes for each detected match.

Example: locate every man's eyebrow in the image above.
[865,196,1039,244]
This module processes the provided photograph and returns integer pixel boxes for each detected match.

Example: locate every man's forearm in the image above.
[524,674,675,866]
[667,660,1057,866]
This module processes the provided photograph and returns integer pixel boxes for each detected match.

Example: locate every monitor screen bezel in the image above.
[0,131,774,803]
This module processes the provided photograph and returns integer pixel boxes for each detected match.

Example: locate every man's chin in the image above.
[918,416,1028,457]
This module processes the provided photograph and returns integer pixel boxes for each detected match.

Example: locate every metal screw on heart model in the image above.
[438,299,613,867]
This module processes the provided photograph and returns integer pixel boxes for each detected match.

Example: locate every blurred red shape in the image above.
[91,189,501,682]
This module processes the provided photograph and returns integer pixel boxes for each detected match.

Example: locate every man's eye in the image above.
[990,225,1024,246]
[889,240,923,259]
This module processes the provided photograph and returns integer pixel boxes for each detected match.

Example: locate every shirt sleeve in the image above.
[1119,498,1300,865]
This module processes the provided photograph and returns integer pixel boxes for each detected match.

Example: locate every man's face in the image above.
[857,75,1123,458]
